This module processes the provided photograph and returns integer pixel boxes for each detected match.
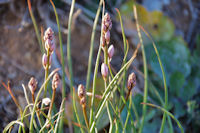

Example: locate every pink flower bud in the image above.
[45,39,51,51]
[108,45,114,59]
[52,73,60,90]
[45,39,55,53]
[42,54,48,69]
[78,84,86,99]
[28,77,38,94]
[101,63,108,79]
[44,27,54,41]
[105,31,110,45]
[42,98,51,106]
[127,72,136,90]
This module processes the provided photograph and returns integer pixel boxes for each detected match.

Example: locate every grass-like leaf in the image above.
[141,103,184,133]
[27,0,43,53]
[133,5,148,133]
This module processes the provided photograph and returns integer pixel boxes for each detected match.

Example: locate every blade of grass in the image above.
[86,0,103,92]
[89,0,105,126]
[49,1,68,132]
[133,5,148,133]
[139,25,169,133]
[3,121,24,133]
[142,103,184,133]
[115,8,128,107]
[64,0,84,132]
[27,0,43,53]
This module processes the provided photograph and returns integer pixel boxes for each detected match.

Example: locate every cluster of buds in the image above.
[42,27,55,69]
[52,73,60,90]
[127,72,136,90]
[102,13,112,47]
[28,77,38,94]
[77,84,86,107]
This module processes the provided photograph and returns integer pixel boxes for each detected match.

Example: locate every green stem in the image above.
[49,1,66,132]
[86,0,103,92]
[139,24,169,133]
[133,5,148,133]
[89,0,105,126]
[27,0,43,53]
[44,48,50,98]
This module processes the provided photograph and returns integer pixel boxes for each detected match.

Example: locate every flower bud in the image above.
[127,72,136,90]
[44,27,54,41]
[80,97,86,107]
[108,45,114,59]
[105,31,110,45]
[42,97,51,106]
[45,39,55,53]
[103,13,112,32]
[28,77,38,94]
[78,84,86,99]
[101,63,108,79]
[101,35,106,47]
[42,54,52,69]
[42,53,48,69]
[52,73,60,90]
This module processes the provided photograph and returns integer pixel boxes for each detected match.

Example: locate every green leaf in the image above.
[169,71,185,96]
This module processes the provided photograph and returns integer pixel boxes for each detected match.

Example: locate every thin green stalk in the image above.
[27,0,43,53]
[132,99,139,127]
[86,0,103,91]
[139,25,169,133]
[123,92,134,133]
[49,1,67,132]
[19,104,33,133]
[45,89,56,130]
[133,5,148,133]
[44,49,50,98]
[115,9,128,106]
[54,99,65,133]
[22,84,39,131]
[64,0,84,132]
[89,0,105,126]
[29,68,59,132]
[142,103,184,133]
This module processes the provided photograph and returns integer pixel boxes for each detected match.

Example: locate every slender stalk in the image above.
[119,89,131,113]
[123,92,132,133]
[45,89,56,131]
[27,0,43,53]
[142,103,184,133]
[82,105,89,129]
[89,0,105,126]
[32,93,43,128]
[86,0,103,91]
[64,0,84,132]
[133,5,148,133]
[49,1,67,132]
[139,25,169,133]
[44,48,50,97]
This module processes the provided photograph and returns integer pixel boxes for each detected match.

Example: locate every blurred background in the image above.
[0,0,200,132]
